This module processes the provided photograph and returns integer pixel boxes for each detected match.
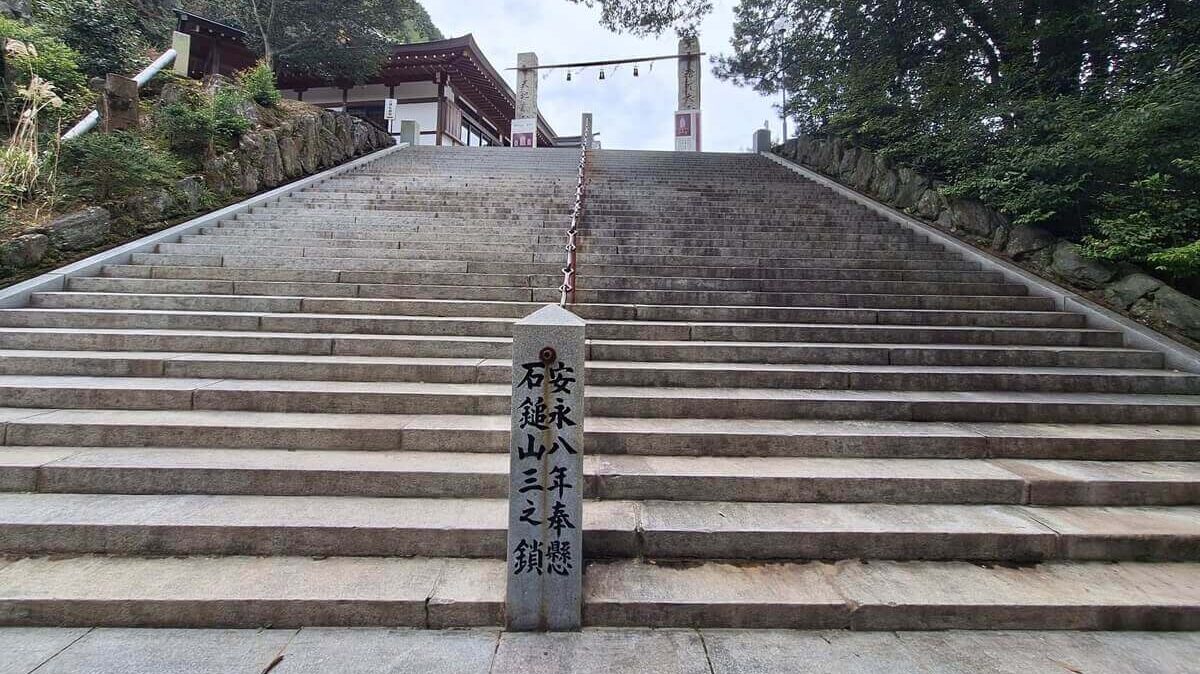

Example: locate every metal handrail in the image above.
[559,143,588,305]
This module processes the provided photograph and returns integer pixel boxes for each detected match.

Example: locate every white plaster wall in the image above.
[391,101,438,136]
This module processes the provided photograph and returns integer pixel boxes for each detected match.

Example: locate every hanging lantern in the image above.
[599,69,605,81]
[566,70,572,81]
[633,65,639,77]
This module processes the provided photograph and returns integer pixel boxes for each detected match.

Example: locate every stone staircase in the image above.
[0,145,1199,630]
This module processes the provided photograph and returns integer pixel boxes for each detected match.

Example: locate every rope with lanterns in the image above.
[507,51,706,83]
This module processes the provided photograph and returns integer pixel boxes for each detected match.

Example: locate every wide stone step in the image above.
[32,292,1087,328]
[0,327,1160,367]
[4,626,1198,672]
[225,215,902,235]
[0,309,1124,347]
[158,240,955,260]
[141,257,1001,289]
[200,227,937,248]
[3,408,1197,459]
[0,376,1197,423]
[1,492,1195,561]
[181,232,944,254]
[2,350,1190,393]
[68,274,1054,310]
[4,447,1198,505]
[2,555,1197,629]
[0,554,496,628]
[576,289,1049,310]
[584,558,1200,629]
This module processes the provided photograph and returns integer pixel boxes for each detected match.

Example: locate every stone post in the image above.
[581,113,593,150]
[101,74,139,132]
[753,128,772,153]
[675,37,701,152]
[512,52,539,148]
[399,120,421,146]
[506,304,586,631]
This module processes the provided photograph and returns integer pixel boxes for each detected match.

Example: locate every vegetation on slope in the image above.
[578,0,1200,290]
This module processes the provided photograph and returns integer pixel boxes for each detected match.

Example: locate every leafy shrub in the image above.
[238,61,280,107]
[154,84,251,158]
[0,16,90,127]
[58,131,181,204]
[1149,241,1200,278]
[32,0,150,79]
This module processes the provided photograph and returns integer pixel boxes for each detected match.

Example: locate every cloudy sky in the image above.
[419,0,781,152]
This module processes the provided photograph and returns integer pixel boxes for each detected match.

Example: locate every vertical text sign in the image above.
[506,304,586,631]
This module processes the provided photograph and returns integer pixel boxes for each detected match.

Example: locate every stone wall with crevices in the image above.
[775,134,1200,345]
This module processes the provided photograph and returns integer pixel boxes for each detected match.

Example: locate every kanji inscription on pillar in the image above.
[675,37,702,151]
[505,304,586,631]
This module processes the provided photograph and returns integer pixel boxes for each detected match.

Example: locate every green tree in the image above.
[387,0,443,44]
[33,0,152,78]
[185,0,442,82]
[565,0,711,36]
[572,0,1200,281]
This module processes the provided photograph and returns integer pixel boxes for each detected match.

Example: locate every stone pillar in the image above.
[753,128,772,153]
[580,113,593,150]
[675,37,701,152]
[512,52,538,148]
[506,304,586,631]
[399,120,421,146]
[101,74,139,132]
[171,31,192,77]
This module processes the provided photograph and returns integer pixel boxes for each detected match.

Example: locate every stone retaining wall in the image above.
[775,135,1200,345]
[0,108,392,282]
[0,1,31,20]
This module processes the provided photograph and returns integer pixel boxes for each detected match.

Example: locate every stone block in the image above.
[1050,241,1117,289]
[100,74,139,132]
[893,167,930,209]
[0,627,91,674]
[871,158,899,203]
[838,146,860,181]
[274,628,498,674]
[125,188,172,222]
[1134,285,1200,341]
[32,628,294,674]
[0,233,48,270]
[851,148,875,189]
[1003,223,1057,259]
[1104,273,1164,309]
[493,630,709,674]
[945,198,1005,238]
[915,186,946,219]
[1,1,32,19]
[175,175,206,212]
[44,207,110,251]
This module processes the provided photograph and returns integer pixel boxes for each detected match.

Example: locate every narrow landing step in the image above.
[1,556,1198,629]
[3,627,1198,674]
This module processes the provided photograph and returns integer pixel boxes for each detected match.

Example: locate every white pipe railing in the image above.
[61,48,178,141]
